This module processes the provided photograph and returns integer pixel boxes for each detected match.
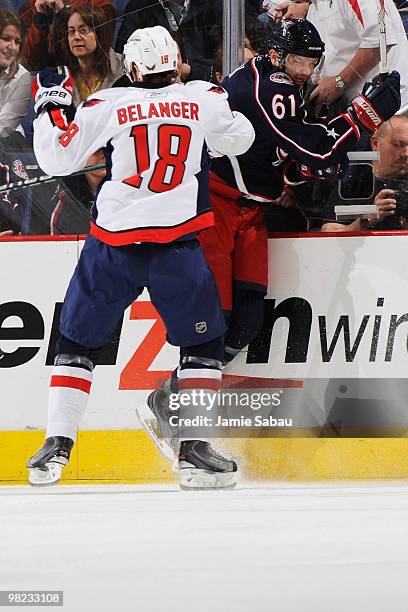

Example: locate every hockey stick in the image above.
[378,0,388,79]
[0,162,106,194]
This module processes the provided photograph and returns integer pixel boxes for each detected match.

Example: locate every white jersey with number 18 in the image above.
[33,80,255,245]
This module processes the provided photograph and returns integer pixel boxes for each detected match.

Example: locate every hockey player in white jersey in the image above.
[27,26,255,489]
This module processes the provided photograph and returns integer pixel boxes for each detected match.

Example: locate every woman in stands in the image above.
[18,0,116,72]
[45,4,122,234]
[0,9,31,138]
[64,4,122,107]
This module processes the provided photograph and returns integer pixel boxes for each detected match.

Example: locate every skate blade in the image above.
[136,405,176,461]
[28,463,64,486]
[179,468,238,491]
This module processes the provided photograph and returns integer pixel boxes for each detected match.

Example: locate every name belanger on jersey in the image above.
[117,100,200,125]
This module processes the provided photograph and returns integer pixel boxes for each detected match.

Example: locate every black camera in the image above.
[379,178,408,218]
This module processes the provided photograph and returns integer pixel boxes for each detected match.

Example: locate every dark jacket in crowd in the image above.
[18,0,116,71]
[115,0,223,82]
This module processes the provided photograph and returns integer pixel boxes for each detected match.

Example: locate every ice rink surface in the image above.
[1,482,408,612]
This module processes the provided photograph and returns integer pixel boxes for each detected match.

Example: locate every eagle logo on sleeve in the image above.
[208,85,226,94]
[82,98,106,109]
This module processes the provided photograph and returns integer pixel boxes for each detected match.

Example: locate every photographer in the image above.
[321,115,408,232]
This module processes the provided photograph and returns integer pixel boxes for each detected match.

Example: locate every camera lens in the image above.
[383,178,408,216]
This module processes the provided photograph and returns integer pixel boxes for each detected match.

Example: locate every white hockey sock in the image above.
[177,368,222,442]
[46,365,93,442]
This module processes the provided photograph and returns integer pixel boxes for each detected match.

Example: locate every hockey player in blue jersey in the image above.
[197,18,401,365]
[143,19,401,461]
[27,25,255,489]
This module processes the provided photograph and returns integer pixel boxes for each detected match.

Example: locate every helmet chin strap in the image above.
[269,49,286,70]
[274,50,287,70]
[129,63,143,83]
[280,53,287,71]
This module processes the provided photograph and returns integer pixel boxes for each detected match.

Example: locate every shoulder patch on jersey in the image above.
[185,80,226,95]
[12,159,29,180]
[82,98,106,108]
[269,72,294,86]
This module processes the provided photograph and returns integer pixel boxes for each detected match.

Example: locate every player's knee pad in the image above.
[225,288,265,350]
[54,335,103,371]
[180,336,224,371]
[54,353,94,372]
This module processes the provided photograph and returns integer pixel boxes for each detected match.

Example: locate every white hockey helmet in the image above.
[123,25,178,78]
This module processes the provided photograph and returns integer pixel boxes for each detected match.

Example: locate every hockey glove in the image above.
[32,66,74,116]
[348,70,401,133]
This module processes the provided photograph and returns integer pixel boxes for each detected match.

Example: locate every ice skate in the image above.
[27,436,74,486]
[178,440,238,490]
[136,379,179,461]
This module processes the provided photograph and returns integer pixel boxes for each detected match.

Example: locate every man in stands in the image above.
[322,115,408,231]
[263,0,408,110]
[27,25,255,489]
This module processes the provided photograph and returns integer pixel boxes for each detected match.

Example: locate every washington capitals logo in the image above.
[82,98,106,108]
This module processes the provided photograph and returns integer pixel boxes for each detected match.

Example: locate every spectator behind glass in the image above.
[54,5,123,228]
[394,0,408,35]
[264,0,408,110]
[18,0,116,71]
[64,4,122,106]
[115,0,223,82]
[0,9,31,138]
[245,12,272,55]
[213,39,257,84]
[322,115,408,232]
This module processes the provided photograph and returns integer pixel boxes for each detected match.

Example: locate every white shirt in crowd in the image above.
[307,0,408,105]
[0,64,32,137]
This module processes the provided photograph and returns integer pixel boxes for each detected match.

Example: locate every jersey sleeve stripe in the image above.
[347,0,365,27]
[48,108,69,131]
[340,112,361,139]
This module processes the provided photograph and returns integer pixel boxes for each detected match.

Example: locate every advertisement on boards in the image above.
[1,235,408,436]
